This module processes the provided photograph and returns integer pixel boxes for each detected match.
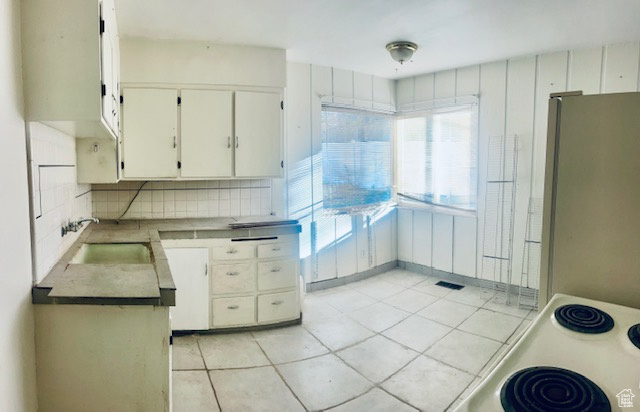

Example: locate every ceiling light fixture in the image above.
[386,41,418,64]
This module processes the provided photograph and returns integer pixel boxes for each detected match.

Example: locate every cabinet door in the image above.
[181,90,233,178]
[235,91,283,177]
[165,248,209,330]
[122,88,178,178]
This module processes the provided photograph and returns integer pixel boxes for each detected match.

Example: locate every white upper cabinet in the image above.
[121,88,283,180]
[235,91,284,177]
[22,0,120,140]
[122,88,178,179]
[180,90,233,178]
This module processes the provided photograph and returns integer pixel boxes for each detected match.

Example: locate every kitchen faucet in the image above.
[61,217,99,237]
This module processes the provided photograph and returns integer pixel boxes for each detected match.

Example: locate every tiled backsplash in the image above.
[92,179,272,219]
[29,123,92,282]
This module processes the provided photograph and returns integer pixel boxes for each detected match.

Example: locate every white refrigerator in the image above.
[540,91,640,309]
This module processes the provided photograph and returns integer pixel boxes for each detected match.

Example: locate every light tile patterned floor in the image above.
[172,269,534,412]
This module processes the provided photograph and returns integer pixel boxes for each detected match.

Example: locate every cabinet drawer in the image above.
[211,263,256,294]
[211,296,255,328]
[257,291,299,324]
[257,242,297,259]
[257,260,297,291]
[212,244,255,260]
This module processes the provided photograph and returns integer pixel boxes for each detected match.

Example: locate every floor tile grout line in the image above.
[195,336,223,412]
[250,330,310,412]
[173,269,533,412]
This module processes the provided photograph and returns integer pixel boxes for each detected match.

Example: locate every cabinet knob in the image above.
[226,249,238,254]
[271,300,283,306]
[226,271,239,276]
[173,136,177,148]
[227,305,239,310]
[272,247,281,251]
[236,136,239,148]
[270,268,281,273]
[227,136,231,149]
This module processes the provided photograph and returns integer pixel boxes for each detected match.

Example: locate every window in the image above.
[321,106,393,212]
[397,104,478,211]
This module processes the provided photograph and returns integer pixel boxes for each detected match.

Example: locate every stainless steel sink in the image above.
[70,243,152,264]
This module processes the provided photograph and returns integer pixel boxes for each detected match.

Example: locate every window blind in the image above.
[321,106,393,213]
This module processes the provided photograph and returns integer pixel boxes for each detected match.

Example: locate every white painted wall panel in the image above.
[336,216,358,277]
[332,68,353,105]
[396,77,415,109]
[453,216,477,276]
[312,65,333,96]
[603,42,640,93]
[316,215,336,281]
[356,216,371,273]
[505,56,536,286]
[354,72,373,109]
[412,211,432,267]
[397,208,413,262]
[476,61,507,279]
[531,52,568,196]
[434,69,456,100]
[456,65,480,95]
[568,47,603,94]
[374,212,393,266]
[432,214,453,272]
[373,76,395,110]
[414,73,434,102]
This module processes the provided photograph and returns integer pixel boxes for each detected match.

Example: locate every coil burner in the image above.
[554,304,614,334]
[500,366,610,412]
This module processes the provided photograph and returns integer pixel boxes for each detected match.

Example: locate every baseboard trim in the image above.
[305,261,399,293]
[397,260,539,298]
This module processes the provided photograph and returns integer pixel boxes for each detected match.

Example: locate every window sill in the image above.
[396,200,477,218]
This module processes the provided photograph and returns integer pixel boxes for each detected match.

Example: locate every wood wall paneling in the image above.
[432,214,453,272]
[453,216,477,277]
[414,73,435,103]
[603,43,640,93]
[505,56,536,286]
[397,208,414,262]
[568,47,603,94]
[412,211,432,267]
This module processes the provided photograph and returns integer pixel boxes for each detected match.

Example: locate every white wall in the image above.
[286,63,397,283]
[396,41,640,288]
[121,38,286,88]
[0,0,38,409]
[29,123,92,282]
[92,179,271,219]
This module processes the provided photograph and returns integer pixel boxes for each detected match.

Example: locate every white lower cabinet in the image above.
[163,232,300,331]
[257,291,299,324]
[211,296,256,327]
[165,247,210,331]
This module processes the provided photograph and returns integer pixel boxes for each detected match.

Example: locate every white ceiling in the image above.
[114,0,640,80]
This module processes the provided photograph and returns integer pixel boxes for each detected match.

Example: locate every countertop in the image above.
[33,217,301,306]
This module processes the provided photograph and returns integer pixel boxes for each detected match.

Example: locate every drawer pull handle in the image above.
[272,247,281,251]
[271,300,284,306]
[226,249,238,254]
[270,268,281,273]
[226,272,239,276]
[227,305,239,310]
